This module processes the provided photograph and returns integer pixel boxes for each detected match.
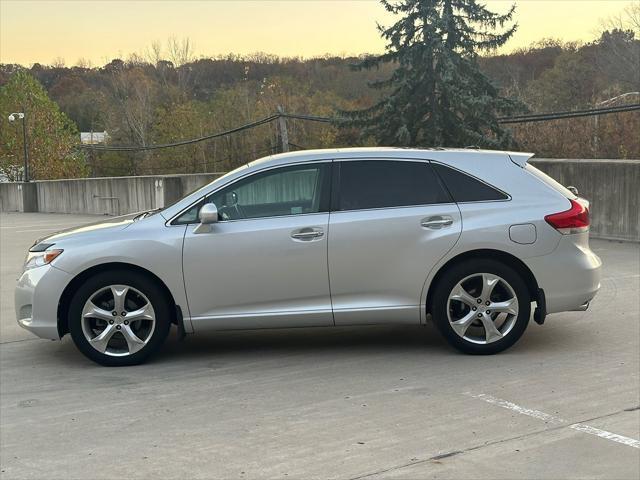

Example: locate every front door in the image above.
[181,162,333,330]
[328,159,462,325]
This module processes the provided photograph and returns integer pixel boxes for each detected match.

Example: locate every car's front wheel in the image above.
[68,270,171,366]
[431,259,531,354]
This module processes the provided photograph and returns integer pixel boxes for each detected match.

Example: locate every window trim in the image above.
[169,160,333,225]
[430,161,512,204]
[330,158,455,213]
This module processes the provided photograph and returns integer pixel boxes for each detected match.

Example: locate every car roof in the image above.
[160,147,534,222]
[247,147,534,169]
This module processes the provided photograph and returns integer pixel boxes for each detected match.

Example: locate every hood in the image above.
[32,213,139,248]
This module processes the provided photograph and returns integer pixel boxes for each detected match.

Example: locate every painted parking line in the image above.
[466,392,640,449]
[570,424,640,449]
[0,223,86,228]
[7,228,66,233]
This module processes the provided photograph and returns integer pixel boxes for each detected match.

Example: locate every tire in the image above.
[431,259,530,355]
[68,270,172,366]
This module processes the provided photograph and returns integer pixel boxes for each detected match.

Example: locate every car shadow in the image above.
[36,319,581,369]
[154,324,451,361]
[155,320,571,364]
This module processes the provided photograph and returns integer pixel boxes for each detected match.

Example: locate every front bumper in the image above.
[15,264,72,340]
[524,234,602,315]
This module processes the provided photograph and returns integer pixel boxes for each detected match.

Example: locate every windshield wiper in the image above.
[133,208,161,221]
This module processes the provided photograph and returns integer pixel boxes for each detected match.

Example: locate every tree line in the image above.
[0,1,638,181]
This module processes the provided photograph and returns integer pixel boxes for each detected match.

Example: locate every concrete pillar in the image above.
[19,183,38,212]
[161,177,183,208]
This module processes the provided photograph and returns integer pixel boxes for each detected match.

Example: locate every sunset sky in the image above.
[0,0,633,66]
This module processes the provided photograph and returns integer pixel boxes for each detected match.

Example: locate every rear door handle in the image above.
[291,227,324,241]
[421,215,454,229]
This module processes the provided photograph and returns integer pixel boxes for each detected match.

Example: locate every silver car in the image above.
[15,148,602,366]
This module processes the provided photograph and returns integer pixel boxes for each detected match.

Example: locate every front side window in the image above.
[175,163,330,223]
[336,160,451,211]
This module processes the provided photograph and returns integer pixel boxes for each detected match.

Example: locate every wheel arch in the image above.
[425,249,540,316]
[57,262,178,338]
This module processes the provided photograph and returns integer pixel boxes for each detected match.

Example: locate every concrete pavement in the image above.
[1,213,638,479]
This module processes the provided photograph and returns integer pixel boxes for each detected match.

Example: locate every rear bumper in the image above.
[15,265,72,340]
[524,234,602,314]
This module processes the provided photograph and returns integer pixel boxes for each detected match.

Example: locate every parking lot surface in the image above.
[1,212,638,479]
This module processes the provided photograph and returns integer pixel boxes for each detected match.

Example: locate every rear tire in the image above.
[431,259,530,354]
[68,270,171,366]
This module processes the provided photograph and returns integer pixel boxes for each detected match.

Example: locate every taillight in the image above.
[545,199,590,234]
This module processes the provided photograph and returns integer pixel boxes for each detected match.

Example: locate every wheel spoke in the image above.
[82,284,156,357]
[111,286,129,313]
[126,303,154,323]
[121,325,146,354]
[83,302,114,322]
[450,310,477,338]
[490,298,518,316]
[450,284,477,307]
[480,274,500,302]
[480,312,503,343]
[89,324,117,353]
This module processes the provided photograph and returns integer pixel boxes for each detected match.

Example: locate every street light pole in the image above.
[8,111,29,182]
[21,109,29,182]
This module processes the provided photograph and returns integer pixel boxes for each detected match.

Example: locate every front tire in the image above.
[68,270,172,366]
[431,259,531,355]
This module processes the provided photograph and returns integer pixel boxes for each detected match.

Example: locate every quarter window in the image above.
[336,160,451,211]
[432,163,508,202]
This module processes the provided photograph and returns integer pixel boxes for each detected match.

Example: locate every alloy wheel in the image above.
[81,285,156,357]
[446,273,519,345]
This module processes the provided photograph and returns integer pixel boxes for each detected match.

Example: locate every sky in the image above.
[0,0,634,66]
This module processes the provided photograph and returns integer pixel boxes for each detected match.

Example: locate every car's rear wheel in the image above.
[68,270,171,366]
[431,259,531,354]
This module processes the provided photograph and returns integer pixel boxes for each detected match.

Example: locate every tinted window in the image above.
[175,164,330,223]
[336,160,451,211]
[432,163,508,202]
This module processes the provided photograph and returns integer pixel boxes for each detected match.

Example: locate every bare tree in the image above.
[596,4,640,93]
[106,65,157,173]
[167,37,195,95]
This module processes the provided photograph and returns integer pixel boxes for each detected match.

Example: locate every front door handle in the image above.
[421,215,454,229]
[291,227,324,241]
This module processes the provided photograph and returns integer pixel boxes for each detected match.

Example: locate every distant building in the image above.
[80,131,109,144]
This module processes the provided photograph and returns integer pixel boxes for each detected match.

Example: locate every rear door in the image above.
[328,159,462,325]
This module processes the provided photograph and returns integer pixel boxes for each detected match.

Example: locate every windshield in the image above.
[159,167,245,215]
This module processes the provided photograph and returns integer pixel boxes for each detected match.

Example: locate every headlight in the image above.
[23,249,64,271]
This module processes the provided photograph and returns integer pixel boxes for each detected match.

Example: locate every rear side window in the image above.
[336,160,451,211]
[432,163,508,202]
[525,164,577,199]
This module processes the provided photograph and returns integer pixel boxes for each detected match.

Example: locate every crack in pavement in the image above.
[347,404,639,480]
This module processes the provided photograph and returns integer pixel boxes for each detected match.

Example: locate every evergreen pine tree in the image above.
[343,0,524,148]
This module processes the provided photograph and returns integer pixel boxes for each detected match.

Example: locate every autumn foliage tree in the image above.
[0,71,87,180]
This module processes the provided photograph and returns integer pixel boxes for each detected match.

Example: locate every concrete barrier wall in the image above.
[0,173,225,216]
[0,160,637,241]
[35,176,161,215]
[0,182,24,212]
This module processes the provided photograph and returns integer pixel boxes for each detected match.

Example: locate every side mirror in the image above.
[199,203,219,224]
[194,203,218,234]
